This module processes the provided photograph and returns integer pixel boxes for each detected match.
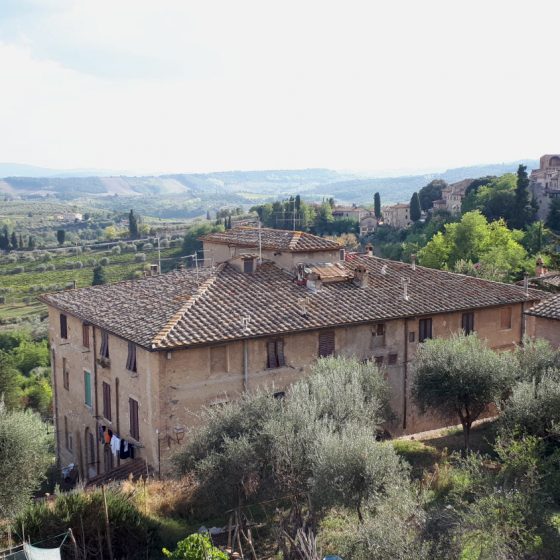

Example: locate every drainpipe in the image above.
[51,348,61,468]
[92,327,100,474]
[403,318,409,431]
[243,339,249,392]
[520,302,526,343]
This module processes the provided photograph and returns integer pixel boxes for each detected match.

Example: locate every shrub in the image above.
[36,264,47,272]
[135,253,146,262]
[99,257,110,266]
[45,264,55,271]
[159,238,170,248]
[15,486,160,559]
[162,534,228,560]
[111,245,122,255]
[143,242,153,251]
[11,266,24,274]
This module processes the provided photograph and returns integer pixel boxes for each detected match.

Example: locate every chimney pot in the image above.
[353,265,369,288]
[365,244,374,257]
[411,254,417,270]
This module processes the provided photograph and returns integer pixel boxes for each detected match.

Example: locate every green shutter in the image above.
[84,371,92,406]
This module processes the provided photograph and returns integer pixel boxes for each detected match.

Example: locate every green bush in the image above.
[162,534,228,560]
[135,253,146,262]
[99,256,110,265]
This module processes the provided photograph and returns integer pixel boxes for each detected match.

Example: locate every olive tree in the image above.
[0,402,52,518]
[412,334,514,449]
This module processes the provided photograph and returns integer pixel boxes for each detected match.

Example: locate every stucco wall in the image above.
[526,315,560,347]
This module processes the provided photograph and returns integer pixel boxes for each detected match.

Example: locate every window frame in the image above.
[418,318,433,343]
[500,306,512,330]
[388,353,398,365]
[64,416,72,452]
[129,397,140,441]
[266,339,286,369]
[60,314,68,339]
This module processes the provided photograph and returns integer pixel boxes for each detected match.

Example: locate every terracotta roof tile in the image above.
[40,257,545,350]
[199,227,341,253]
[525,294,560,320]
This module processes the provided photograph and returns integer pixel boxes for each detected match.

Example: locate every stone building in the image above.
[530,154,560,221]
[526,294,560,347]
[432,179,474,215]
[381,203,411,229]
[41,227,543,482]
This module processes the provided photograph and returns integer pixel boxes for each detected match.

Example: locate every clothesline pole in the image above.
[68,528,79,560]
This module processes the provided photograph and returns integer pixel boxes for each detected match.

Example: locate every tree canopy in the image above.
[418,179,446,211]
[412,334,514,448]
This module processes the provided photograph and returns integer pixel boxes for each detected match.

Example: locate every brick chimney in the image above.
[536,257,547,277]
[353,265,369,288]
[306,271,322,292]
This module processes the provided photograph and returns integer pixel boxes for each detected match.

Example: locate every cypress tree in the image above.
[513,164,534,229]
[56,229,65,245]
[10,232,17,250]
[128,209,139,238]
[410,192,421,222]
[374,192,381,219]
[92,265,107,286]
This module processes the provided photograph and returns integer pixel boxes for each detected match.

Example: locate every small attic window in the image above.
[243,258,254,273]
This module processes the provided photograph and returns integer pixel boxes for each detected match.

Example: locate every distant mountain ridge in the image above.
[0,160,539,205]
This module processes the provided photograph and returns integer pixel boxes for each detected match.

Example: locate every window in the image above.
[60,314,68,339]
[63,357,69,390]
[82,323,90,348]
[374,323,385,336]
[267,339,286,368]
[100,331,110,359]
[210,346,228,373]
[126,342,137,373]
[102,381,111,421]
[64,416,72,452]
[462,312,475,335]
[318,330,335,357]
[374,356,384,366]
[129,398,139,441]
[388,353,398,365]
[500,307,512,330]
[243,258,254,273]
[84,370,92,407]
[419,318,433,343]
[408,331,416,343]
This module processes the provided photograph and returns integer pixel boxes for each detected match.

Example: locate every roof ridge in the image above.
[151,264,225,348]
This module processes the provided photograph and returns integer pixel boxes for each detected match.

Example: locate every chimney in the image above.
[536,257,547,277]
[306,272,322,292]
[523,272,529,296]
[150,263,159,276]
[353,265,369,288]
[411,254,417,270]
[401,277,410,301]
[365,244,374,257]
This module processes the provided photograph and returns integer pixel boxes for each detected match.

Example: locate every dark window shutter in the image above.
[82,324,90,348]
[60,314,68,339]
[126,343,137,372]
[100,332,110,359]
[276,340,285,367]
[318,331,335,357]
[129,398,139,441]
[267,341,278,368]
[462,312,474,335]
[103,381,111,421]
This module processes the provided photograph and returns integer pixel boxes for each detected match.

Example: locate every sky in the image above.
[0,0,558,175]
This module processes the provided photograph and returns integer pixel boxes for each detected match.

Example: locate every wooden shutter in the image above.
[129,398,139,441]
[60,314,68,339]
[500,307,512,330]
[102,381,111,421]
[82,323,90,348]
[126,343,137,372]
[100,332,109,359]
[462,312,474,335]
[267,341,278,368]
[318,330,335,357]
[84,371,92,406]
[276,340,286,367]
[419,318,432,342]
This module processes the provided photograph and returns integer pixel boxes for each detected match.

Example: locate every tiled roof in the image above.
[200,227,341,253]
[525,294,560,320]
[40,257,545,351]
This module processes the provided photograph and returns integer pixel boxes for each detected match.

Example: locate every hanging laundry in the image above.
[104,428,112,445]
[99,425,105,442]
[110,434,121,457]
[119,439,130,460]
[23,542,62,560]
